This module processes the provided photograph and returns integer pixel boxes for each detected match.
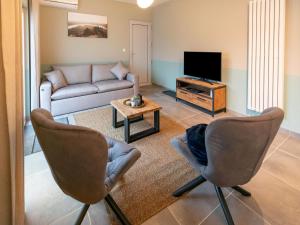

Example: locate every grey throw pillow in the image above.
[44,70,68,92]
[110,62,129,80]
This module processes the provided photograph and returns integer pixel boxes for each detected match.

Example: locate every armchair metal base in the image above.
[215,186,235,225]
[173,176,207,197]
[74,194,132,225]
[105,194,132,225]
[232,186,251,196]
[173,175,251,225]
[75,204,90,225]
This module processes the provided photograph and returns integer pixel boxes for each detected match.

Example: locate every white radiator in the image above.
[248,0,285,112]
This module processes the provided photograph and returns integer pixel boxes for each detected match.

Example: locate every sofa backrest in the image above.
[53,64,92,85]
[92,64,117,83]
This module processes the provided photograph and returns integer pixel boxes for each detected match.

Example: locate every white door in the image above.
[130,21,151,86]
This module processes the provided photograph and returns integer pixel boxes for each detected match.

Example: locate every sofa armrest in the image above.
[40,81,52,111]
[126,73,139,95]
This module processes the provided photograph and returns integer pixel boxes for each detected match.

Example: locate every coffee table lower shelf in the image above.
[112,107,160,144]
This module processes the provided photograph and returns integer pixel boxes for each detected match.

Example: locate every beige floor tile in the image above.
[162,104,199,122]
[24,125,35,156]
[178,105,240,128]
[201,195,270,225]
[140,84,166,94]
[88,201,114,225]
[49,208,90,225]
[168,182,230,225]
[25,85,300,225]
[234,170,300,225]
[25,151,49,177]
[175,100,219,118]
[279,135,300,158]
[271,129,290,148]
[148,94,176,103]
[146,97,177,112]
[145,92,165,98]
[25,170,82,225]
[264,145,278,161]
[263,150,300,191]
[264,129,292,161]
[142,208,180,225]
[180,114,213,129]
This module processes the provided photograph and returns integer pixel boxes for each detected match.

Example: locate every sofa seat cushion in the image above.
[51,83,98,100]
[94,80,134,93]
[53,65,92,85]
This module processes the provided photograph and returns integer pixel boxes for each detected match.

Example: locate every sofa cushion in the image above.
[53,65,92,85]
[94,80,134,93]
[92,64,116,83]
[110,62,129,80]
[44,70,68,92]
[51,83,98,100]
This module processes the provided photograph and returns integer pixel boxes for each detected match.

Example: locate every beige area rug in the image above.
[73,107,198,225]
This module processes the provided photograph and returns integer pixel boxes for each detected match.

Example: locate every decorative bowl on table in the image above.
[123,94,145,108]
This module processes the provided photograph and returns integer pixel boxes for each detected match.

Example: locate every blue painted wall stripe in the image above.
[152,59,300,134]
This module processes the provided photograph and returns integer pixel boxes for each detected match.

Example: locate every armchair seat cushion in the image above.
[51,83,98,100]
[105,137,141,191]
[171,134,205,174]
[94,80,134,93]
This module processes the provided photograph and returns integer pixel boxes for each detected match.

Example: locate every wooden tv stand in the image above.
[176,77,226,117]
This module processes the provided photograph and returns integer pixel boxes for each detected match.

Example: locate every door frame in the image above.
[129,20,152,86]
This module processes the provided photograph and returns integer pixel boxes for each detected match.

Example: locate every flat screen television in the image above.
[184,52,222,82]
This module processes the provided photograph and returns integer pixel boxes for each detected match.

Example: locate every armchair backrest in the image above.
[203,107,284,187]
[31,109,108,204]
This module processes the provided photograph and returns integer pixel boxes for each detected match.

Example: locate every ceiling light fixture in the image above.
[137,0,154,9]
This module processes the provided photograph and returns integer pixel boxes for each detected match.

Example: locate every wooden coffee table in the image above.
[111,97,162,143]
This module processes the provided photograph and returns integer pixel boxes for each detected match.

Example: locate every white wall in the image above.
[285,0,300,76]
[152,0,249,70]
[40,0,152,65]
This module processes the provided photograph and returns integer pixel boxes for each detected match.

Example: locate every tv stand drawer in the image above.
[177,90,212,110]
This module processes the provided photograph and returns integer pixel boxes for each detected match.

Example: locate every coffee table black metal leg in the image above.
[124,118,130,144]
[113,107,144,129]
[125,111,160,143]
[154,110,160,132]
[112,107,117,128]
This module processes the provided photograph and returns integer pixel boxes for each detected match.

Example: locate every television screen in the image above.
[184,52,222,82]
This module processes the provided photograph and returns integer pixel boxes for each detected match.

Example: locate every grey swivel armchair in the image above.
[171,107,284,225]
[31,109,141,225]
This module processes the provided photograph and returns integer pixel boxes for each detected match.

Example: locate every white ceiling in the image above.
[114,0,171,8]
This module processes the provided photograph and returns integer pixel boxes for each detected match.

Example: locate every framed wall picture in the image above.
[68,12,108,38]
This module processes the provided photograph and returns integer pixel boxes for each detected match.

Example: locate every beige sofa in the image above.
[40,64,139,116]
